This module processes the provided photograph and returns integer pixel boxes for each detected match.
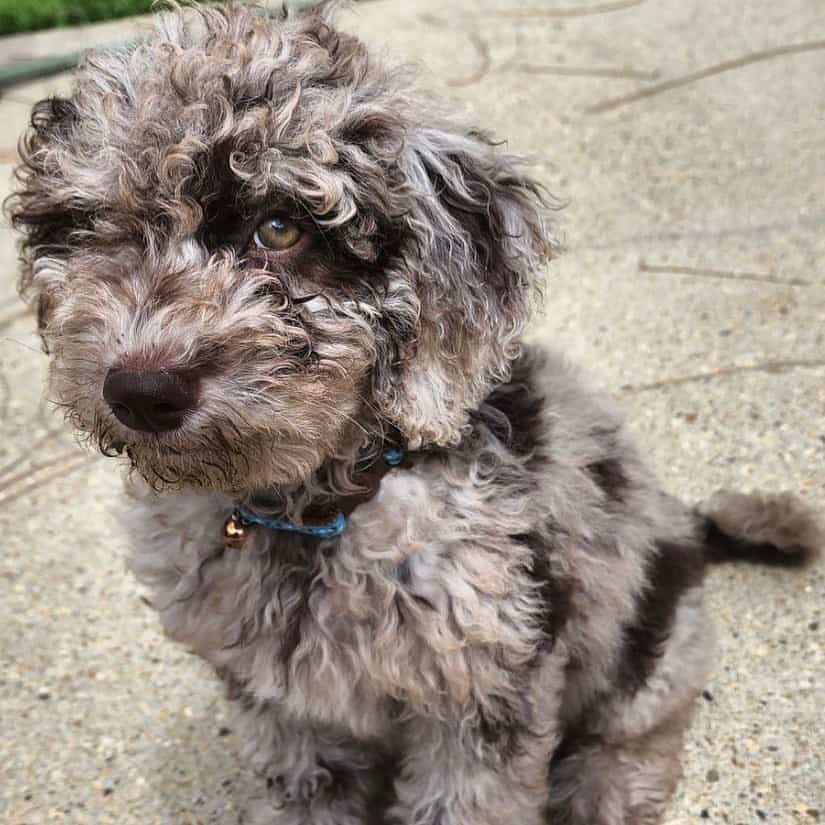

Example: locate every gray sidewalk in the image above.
[1,1,823,823]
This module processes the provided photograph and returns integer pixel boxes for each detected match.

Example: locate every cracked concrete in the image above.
[1,1,823,823]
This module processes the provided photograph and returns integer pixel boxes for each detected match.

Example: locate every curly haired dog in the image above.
[7,3,821,824]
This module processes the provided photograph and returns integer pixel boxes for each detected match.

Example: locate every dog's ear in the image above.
[6,96,83,350]
[373,124,555,449]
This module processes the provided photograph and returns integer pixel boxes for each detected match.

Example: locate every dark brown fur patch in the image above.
[513,529,572,651]
[586,457,628,502]
[586,426,629,502]
[615,539,705,694]
[548,722,599,774]
[475,350,546,463]
[366,754,400,825]
[476,696,532,761]
[278,567,318,669]
[702,517,813,567]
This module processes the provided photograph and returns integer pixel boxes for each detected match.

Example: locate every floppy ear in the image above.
[373,124,555,448]
[6,96,83,350]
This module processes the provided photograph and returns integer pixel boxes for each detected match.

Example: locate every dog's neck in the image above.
[236,425,414,533]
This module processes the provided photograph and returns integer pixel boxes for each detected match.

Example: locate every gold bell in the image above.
[223,511,248,549]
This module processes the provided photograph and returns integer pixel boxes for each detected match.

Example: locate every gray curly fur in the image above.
[6,3,821,824]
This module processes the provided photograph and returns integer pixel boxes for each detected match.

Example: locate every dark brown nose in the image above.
[103,369,198,433]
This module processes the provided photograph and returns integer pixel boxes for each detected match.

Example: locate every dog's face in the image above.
[8,3,551,492]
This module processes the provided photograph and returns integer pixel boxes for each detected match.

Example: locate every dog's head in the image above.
[7,2,553,492]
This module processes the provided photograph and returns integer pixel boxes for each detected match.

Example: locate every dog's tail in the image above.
[696,491,822,567]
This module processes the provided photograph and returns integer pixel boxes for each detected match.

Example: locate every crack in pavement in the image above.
[513,63,658,81]
[0,426,68,477]
[638,260,811,287]
[620,358,825,394]
[0,447,88,495]
[485,0,644,19]
[0,306,31,331]
[0,454,92,508]
[588,40,825,113]
[447,30,492,87]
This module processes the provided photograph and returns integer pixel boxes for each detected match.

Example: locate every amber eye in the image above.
[253,215,302,251]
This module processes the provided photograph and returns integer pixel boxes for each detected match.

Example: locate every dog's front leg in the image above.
[235,700,383,825]
[390,656,563,825]
[390,715,555,825]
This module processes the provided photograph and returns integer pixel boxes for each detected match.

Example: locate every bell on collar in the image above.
[223,510,248,549]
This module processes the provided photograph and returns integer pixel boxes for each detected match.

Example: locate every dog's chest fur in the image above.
[127,350,677,742]
[128,455,548,738]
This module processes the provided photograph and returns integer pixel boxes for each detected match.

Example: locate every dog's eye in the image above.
[254,215,302,251]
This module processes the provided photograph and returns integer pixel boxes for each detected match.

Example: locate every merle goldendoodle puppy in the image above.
[7,3,821,824]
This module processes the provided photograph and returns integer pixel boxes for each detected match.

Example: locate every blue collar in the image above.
[232,508,348,539]
[226,447,407,543]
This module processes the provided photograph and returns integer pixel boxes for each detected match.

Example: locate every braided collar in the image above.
[223,446,409,547]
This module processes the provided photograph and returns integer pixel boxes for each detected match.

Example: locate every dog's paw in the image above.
[240,790,363,825]
[268,766,333,803]
[239,797,285,825]
[240,797,315,825]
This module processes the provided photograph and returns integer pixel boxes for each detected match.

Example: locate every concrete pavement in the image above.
[1,2,823,823]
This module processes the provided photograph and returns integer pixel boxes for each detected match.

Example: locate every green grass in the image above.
[0,0,156,36]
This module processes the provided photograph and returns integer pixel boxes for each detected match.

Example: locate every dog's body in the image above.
[7,4,820,824]
[129,345,717,825]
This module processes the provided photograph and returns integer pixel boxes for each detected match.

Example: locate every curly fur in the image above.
[9,0,552,492]
[6,4,821,824]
